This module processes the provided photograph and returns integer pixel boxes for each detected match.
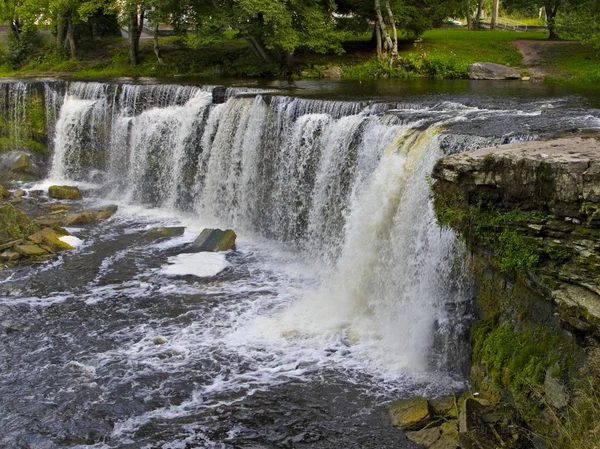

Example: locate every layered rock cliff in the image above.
[432,137,600,448]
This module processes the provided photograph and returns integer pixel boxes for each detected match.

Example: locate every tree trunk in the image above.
[491,0,499,30]
[64,11,76,58]
[128,8,145,65]
[153,23,164,64]
[465,0,473,30]
[250,36,274,64]
[374,0,393,56]
[475,0,484,29]
[384,0,398,57]
[375,23,383,58]
[9,19,21,40]
[56,13,66,48]
[545,1,559,39]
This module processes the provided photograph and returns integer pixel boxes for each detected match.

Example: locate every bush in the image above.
[1,30,40,68]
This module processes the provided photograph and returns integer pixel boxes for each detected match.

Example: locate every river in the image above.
[0,78,599,449]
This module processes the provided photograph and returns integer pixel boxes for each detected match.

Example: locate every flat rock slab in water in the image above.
[188,228,236,252]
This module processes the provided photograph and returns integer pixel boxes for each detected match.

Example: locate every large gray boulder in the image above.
[467,62,521,80]
[188,228,236,252]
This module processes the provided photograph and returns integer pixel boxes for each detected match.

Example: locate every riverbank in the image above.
[1,29,599,84]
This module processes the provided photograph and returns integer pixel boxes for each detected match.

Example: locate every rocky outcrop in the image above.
[48,185,82,200]
[467,62,521,80]
[188,228,236,252]
[63,205,118,225]
[431,137,600,448]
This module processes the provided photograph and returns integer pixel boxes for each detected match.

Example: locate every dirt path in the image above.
[512,39,582,77]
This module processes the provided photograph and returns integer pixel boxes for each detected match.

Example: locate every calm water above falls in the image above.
[1,79,599,449]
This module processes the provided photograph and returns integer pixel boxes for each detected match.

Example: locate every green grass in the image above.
[342,29,548,80]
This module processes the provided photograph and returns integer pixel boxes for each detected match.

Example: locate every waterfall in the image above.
[43,81,485,374]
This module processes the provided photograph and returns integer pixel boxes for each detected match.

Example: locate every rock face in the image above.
[432,137,600,448]
[467,62,521,80]
[48,185,82,200]
[188,228,236,252]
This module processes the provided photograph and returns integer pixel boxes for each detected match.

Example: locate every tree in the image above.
[504,0,562,38]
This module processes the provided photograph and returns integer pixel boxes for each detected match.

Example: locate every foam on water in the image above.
[160,252,230,278]
[60,235,83,247]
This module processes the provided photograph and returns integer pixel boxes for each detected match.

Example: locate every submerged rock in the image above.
[387,396,431,430]
[188,228,236,252]
[144,227,185,239]
[48,185,82,200]
[467,62,521,80]
[63,205,118,225]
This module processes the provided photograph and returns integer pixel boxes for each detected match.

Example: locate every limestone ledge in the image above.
[432,137,600,335]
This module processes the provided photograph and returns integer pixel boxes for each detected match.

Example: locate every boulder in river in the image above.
[387,396,431,430]
[188,228,236,252]
[63,205,118,226]
[48,185,82,200]
[467,62,521,80]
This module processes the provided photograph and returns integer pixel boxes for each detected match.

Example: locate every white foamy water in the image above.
[160,252,230,277]
[60,235,83,247]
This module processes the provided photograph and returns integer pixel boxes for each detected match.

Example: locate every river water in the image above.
[0,79,599,449]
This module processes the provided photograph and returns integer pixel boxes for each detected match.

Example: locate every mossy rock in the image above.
[144,227,186,239]
[11,154,32,173]
[430,395,458,419]
[63,205,118,226]
[387,396,431,431]
[15,244,48,257]
[406,427,441,446]
[189,228,236,252]
[0,184,8,199]
[27,227,73,251]
[0,203,39,245]
[0,250,21,261]
[48,185,82,200]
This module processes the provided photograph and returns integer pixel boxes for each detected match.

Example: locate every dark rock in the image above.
[459,398,485,433]
[188,228,236,252]
[430,395,458,418]
[467,62,521,80]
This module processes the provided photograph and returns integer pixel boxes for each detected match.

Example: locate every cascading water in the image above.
[4,80,599,448]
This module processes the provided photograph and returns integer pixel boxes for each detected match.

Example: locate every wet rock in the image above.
[27,227,73,251]
[387,396,431,430]
[407,427,441,446]
[188,228,236,252]
[430,395,458,418]
[431,433,459,449]
[15,244,48,257]
[153,336,168,345]
[144,227,185,239]
[0,185,8,199]
[63,205,118,225]
[0,250,21,261]
[467,62,521,80]
[320,66,343,78]
[11,154,32,173]
[48,185,82,200]
[0,203,39,245]
[28,189,44,198]
[13,189,26,199]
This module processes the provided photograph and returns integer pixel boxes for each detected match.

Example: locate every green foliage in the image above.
[495,229,539,272]
[1,30,40,68]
